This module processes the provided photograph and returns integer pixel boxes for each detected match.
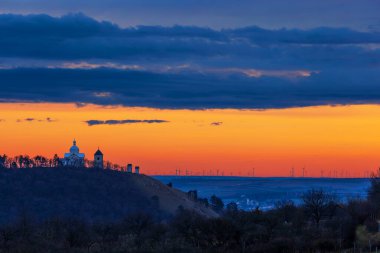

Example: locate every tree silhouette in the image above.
[302,189,336,228]
[0,154,6,168]
[210,195,224,213]
[226,202,238,214]
[52,154,60,167]
[367,167,380,216]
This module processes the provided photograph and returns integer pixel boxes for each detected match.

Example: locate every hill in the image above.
[0,168,218,224]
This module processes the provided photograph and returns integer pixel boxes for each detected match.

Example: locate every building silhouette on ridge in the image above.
[62,139,85,167]
[94,148,104,169]
[61,139,140,173]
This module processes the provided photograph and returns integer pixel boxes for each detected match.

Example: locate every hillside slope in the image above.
[0,168,218,224]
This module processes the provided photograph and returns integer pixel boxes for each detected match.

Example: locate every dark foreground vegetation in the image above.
[3,190,380,253]
[1,164,380,252]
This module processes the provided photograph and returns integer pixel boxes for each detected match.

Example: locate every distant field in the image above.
[155,176,370,210]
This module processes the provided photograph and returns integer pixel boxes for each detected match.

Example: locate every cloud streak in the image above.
[85,119,169,126]
[16,117,57,123]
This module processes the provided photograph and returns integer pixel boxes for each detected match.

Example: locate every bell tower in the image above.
[94,148,103,169]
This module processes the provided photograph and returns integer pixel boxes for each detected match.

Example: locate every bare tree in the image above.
[368,168,380,206]
[23,155,32,168]
[302,189,336,228]
[15,155,24,168]
[0,154,7,168]
[40,156,48,167]
[52,154,61,167]
[33,155,42,167]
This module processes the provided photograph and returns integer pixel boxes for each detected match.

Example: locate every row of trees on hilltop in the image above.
[0,154,60,168]
[0,154,122,170]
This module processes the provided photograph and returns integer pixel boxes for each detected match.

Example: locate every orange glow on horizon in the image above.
[0,103,379,177]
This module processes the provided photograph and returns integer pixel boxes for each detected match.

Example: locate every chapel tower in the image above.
[94,148,104,169]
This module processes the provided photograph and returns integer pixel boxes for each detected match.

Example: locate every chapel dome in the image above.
[70,139,80,154]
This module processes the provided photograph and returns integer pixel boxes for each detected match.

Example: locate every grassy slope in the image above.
[0,167,218,224]
[133,174,218,217]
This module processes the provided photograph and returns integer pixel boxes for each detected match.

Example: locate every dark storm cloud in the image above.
[0,14,379,109]
[230,26,380,44]
[0,13,379,62]
[85,119,169,126]
[1,67,380,109]
[1,0,379,30]
[0,13,225,60]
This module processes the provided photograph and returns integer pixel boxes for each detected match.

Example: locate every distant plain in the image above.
[155,176,370,210]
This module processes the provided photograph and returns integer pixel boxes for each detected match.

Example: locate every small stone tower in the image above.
[127,164,133,173]
[94,148,103,169]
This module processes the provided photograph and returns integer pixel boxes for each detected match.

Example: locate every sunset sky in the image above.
[0,1,380,176]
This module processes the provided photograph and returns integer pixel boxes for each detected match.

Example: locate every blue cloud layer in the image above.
[1,67,379,109]
[0,13,379,62]
[1,0,378,30]
[0,13,379,109]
